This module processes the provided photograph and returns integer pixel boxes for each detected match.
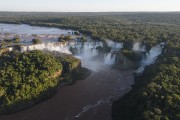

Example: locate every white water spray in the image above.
[21,42,72,54]
[20,40,124,71]
[104,40,123,65]
[141,44,164,66]
[106,40,123,50]
[104,52,116,65]
[134,43,164,75]
[74,41,105,71]
[132,42,146,52]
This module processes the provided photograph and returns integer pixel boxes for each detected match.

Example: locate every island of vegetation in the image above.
[0,50,89,114]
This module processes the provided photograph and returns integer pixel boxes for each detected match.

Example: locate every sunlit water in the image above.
[0,23,73,34]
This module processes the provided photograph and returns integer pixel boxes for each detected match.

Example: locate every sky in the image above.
[0,0,179,12]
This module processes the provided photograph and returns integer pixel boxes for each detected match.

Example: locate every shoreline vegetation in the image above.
[0,12,179,120]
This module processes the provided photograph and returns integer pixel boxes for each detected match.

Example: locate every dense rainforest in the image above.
[0,50,62,113]
[0,12,179,119]
[112,52,180,120]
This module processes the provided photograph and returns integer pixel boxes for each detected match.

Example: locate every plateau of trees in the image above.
[58,35,72,42]
[0,50,89,114]
[0,51,63,114]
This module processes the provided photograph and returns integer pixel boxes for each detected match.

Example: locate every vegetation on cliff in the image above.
[32,38,42,45]
[51,52,91,84]
[0,51,63,114]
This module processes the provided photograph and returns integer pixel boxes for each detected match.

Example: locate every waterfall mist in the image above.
[103,40,123,66]
[73,41,105,71]
[73,40,123,71]
[132,42,146,52]
[20,39,164,73]
[105,40,123,50]
[134,43,164,75]
[21,40,123,72]
[21,42,72,54]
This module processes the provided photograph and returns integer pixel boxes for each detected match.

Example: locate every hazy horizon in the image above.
[0,0,179,12]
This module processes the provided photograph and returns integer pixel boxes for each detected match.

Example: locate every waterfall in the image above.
[115,43,124,49]
[141,45,146,52]
[20,40,123,71]
[104,52,116,65]
[103,40,123,65]
[133,42,140,51]
[133,42,146,52]
[73,41,102,56]
[21,42,72,54]
[73,41,104,71]
[20,41,163,70]
[141,44,163,66]
[106,40,123,50]
[134,43,164,75]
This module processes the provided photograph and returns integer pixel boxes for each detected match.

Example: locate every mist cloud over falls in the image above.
[20,41,123,71]
[72,41,121,71]
[20,40,164,72]
[141,44,164,66]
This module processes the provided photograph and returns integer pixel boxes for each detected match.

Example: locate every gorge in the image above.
[0,23,165,120]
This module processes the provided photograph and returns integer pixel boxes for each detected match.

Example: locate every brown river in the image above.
[0,68,134,120]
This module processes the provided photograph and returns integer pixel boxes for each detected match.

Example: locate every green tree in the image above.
[13,37,20,43]
[32,39,42,44]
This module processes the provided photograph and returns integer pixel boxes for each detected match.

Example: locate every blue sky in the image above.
[0,0,179,12]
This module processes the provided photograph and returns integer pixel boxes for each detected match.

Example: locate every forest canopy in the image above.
[0,50,62,114]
